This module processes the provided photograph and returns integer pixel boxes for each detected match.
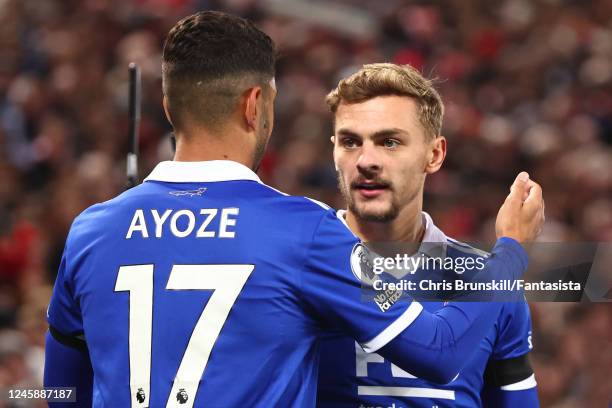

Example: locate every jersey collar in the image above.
[144,160,262,183]
[337,210,448,258]
[419,211,448,259]
[421,211,448,244]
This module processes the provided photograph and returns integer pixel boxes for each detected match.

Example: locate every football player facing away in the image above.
[44,12,544,408]
[317,63,540,408]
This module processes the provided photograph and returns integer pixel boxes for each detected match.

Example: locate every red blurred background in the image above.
[0,0,610,406]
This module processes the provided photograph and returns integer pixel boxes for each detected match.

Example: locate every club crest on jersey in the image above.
[350,243,378,286]
[169,187,207,197]
[351,243,403,312]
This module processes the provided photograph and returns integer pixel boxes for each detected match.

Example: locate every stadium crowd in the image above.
[0,0,610,406]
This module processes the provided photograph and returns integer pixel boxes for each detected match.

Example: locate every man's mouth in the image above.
[352,181,390,199]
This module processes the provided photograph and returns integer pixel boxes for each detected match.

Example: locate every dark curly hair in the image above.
[162,11,276,132]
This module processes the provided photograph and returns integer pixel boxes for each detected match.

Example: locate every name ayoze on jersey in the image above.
[125,208,240,239]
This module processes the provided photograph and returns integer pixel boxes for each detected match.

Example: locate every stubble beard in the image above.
[252,106,271,172]
[252,131,267,172]
[337,171,400,223]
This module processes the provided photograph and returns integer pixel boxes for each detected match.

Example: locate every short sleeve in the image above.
[484,301,536,389]
[301,209,422,353]
[47,240,84,336]
[493,301,534,360]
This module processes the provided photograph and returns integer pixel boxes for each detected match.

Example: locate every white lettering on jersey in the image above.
[355,342,416,378]
[528,331,533,349]
[125,209,239,239]
[355,342,384,377]
[170,210,196,238]
[126,209,149,239]
[390,363,417,378]
[354,341,457,400]
[152,209,172,238]
[197,209,218,238]
[219,208,239,238]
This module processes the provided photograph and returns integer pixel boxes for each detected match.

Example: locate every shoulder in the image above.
[70,188,137,230]
[492,300,533,357]
[499,299,532,322]
[252,183,346,230]
[444,236,491,259]
[443,237,531,317]
[257,183,332,211]
[66,185,156,247]
[253,185,355,248]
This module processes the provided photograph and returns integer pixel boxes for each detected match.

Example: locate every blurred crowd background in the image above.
[0,0,610,406]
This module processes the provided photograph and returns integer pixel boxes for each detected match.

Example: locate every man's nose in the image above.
[356,143,381,176]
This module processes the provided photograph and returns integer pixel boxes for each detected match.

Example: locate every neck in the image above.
[346,196,424,243]
[172,125,255,170]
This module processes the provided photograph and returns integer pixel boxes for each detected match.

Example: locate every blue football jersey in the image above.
[47,161,427,408]
[317,212,536,408]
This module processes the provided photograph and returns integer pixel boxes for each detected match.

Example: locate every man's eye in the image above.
[383,139,400,148]
[342,138,358,148]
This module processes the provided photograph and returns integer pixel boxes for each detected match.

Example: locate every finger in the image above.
[522,179,536,202]
[523,182,543,215]
[524,182,542,204]
[505,172,530,208]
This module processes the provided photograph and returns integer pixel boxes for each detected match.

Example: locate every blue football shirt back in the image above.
[47,161,421,407]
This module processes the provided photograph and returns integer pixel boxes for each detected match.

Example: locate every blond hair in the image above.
[326,63,444,139]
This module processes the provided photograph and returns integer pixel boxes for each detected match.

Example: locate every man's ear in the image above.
[162,96,174,126]
[243,86,262,131]
[330,135,339,170]
[425,136,446,174]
